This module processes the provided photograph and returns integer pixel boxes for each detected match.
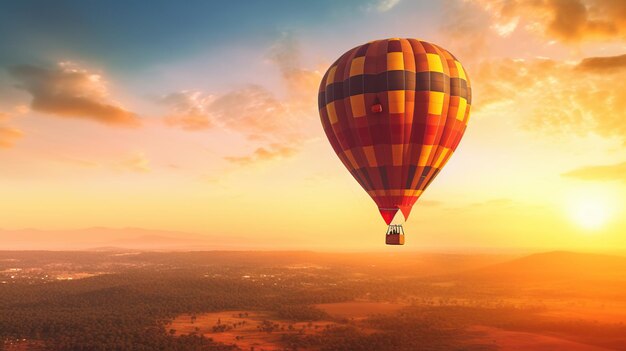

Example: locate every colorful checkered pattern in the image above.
[318,38,471,225]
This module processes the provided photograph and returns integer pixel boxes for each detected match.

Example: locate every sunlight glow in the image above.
[566,188,616,231]
[571,200,610,230]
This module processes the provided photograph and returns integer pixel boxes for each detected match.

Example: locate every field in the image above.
[170,311,335,351]
[2,250,626,350]
[316,301,407,320]
[538,298,626,324]
[169,298,626,350]
[169,302,406,350]
[467,326,613,351]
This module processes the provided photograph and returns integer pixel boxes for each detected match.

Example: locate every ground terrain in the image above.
[1,250,626,350]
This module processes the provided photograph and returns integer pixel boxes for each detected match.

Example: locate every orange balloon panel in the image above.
[318,38,471,225]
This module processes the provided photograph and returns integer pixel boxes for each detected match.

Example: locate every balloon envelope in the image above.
[318,38,471,227]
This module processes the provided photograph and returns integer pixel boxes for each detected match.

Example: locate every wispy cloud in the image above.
[161,85,289,138]
[161,91,215,131]
[562,162,626,182]
[576,53,626,72]
[266,32,322,107]
[0,125,23,149]
[8,62,140,127]
[209,85,289,137]
[116,152,151,173]
[474,56,626,142]
[440,0,494,59]
[466,0,626,42]
[363,0,401,12]
[163,33,322,165]
[224,144,296,166]
[0,110,23,149]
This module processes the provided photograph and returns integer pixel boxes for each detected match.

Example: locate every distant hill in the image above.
[458,251,626,285]
[0,227,514,277]
[0,227,253,251]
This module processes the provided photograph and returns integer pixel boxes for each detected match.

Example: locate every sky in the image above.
[0,0,625,252]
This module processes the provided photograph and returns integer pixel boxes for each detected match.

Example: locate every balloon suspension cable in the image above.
[385,224,405,235]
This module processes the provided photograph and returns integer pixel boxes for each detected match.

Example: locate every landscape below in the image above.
[1,250,626,351]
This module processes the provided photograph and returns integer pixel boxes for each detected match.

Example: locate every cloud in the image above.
[13,105,30,115]
[474,55,626,142]
[163,34,322,165]
[0,110,24,149]
[467,0,626,42]
[161,91,215,130]
[0,125,23,149]
[116,152,150,173]
[266,33,322,106]
[161,85,290,138]
[362,0,401,13]
[440,0,495,59]
[562,162,626,182]
[224,144,296,166]
[375,0,401,12]
[576,53,626,72]
[210,85,289,136]
[9,62,140,127]
[163,35,321,140]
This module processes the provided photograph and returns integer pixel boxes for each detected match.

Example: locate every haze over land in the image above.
[0,227,250,251]
[3,250,626,350]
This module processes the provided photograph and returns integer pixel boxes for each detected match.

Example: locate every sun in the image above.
[571,201,609,229]
[568,197,612,230]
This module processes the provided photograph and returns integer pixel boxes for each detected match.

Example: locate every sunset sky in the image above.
[1,0,625,251]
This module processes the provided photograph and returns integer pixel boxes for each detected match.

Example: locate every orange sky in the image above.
[0,0,625,251]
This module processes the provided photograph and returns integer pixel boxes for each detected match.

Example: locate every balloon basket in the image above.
[385,225,405,245]
[386,234,405,245]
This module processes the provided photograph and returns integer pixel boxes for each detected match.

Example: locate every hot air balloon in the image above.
[318,38,471,245]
